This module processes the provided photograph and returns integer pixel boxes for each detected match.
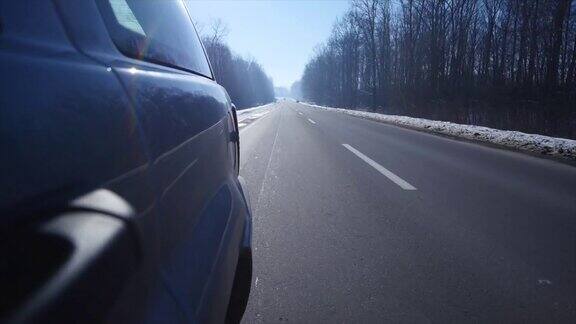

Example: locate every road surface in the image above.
[237,101,576,323]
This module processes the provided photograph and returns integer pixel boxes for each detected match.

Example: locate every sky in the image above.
[187,0,350,88]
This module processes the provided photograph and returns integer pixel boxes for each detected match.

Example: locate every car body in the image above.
[0,1,252,323]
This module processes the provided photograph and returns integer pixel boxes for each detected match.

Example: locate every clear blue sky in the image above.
[187,0,350,88]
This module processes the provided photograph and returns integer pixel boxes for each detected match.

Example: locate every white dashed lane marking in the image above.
[342,144,417,191]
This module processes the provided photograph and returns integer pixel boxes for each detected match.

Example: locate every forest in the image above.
[301,0,576,139]
[201,22,275,109]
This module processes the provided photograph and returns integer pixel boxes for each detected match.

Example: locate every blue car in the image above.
[0,1,253,323]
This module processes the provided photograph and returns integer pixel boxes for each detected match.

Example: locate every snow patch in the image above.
[236,103,273,116]
[304,103,576,161]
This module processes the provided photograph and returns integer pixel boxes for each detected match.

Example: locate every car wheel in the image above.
[225,250,252,324]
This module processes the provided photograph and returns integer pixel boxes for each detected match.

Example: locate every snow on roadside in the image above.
[236,103,273,116]
[237,102,274,126]
[304,103,576,161]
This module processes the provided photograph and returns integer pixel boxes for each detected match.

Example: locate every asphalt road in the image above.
[237,101,576,323]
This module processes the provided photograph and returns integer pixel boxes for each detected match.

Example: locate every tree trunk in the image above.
[545,0,573,89]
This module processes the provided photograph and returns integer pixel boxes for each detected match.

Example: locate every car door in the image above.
[53,1,244,322]
[0,1,161,323]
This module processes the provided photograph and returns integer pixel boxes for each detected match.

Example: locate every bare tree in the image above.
[201,20,275,109]
[301,0,576,138]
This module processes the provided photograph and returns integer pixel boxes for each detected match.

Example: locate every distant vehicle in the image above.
[0,1,252,323]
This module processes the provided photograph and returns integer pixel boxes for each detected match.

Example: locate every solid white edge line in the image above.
[342,144,417,191]
[308,118,316,124]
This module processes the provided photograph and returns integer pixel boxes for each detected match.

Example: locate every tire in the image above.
[225,250,252,324]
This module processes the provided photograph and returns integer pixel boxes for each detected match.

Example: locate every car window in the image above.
[98,0,212,78]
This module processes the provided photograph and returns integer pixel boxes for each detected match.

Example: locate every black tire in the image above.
[225,251,252,324]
